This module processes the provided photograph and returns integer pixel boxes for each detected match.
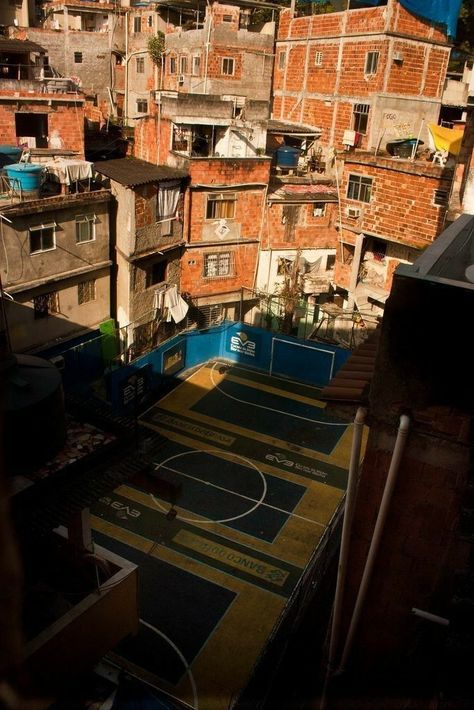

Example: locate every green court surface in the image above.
[91,361,363,709]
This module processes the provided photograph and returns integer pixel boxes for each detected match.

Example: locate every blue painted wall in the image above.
[106,322,351,414]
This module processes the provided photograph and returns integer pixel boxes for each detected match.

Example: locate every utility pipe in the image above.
[202,2,212,95]
[320,407,367,710]
[338,413,411,673]
[412,608,450,627]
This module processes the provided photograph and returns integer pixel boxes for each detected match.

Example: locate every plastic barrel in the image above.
[4,163,44,192]
[276,146,302,168]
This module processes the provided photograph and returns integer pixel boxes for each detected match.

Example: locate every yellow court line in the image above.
[211,370,326,409]
[146,397,353,469]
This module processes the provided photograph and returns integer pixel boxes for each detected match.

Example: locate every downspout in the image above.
[338,413,411,674]
[321,406,367,710]
[124,10,129,125]
[202,2,212,95]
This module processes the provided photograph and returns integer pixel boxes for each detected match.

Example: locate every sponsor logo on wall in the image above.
[228,330,258,358]
[163,341,186,375]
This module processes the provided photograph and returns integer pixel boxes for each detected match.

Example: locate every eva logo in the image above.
[230,331,256,357]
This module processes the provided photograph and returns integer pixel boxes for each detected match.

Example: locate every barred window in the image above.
[353,103,370,134]
[29,224,55,254]
[136,56,145,73]
[206,192,236,219]
[169,56,177,74]
[315,51,323,66]
[433,189,449,206]
[179,56,188,75]
[203,252,234,278]
[133,16,141,33]
[78,279,96,305]
[347,174,373,203]
[136,99,148,113]
[33,291,59,319]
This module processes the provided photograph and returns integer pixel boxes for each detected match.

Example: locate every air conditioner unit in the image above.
[313,207,324,217]
[49,355,65,371]
[346,206,361,219]
[177,75,185,85]
[393,51,404,62]
[151,89,161,103]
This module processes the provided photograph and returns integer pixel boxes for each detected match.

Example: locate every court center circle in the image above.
[150,448,267,524]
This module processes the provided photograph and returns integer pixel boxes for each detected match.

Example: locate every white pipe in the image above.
[320,407,367,710]
[202,2,212,95]
[338,413,411,673]
[412,608,450,626]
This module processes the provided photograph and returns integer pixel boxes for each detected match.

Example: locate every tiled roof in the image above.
[0,38,46,53]
[94,157,188,187]
[320,329,380,403]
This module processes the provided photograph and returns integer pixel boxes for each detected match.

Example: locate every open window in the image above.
[15,112,48,149]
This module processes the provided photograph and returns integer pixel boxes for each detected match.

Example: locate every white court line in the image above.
[152,449,267,524]
[139,618,199,710]
[210,362,349,427]
[150,455,326,529]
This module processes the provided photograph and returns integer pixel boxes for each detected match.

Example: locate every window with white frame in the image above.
[221,57,235,76]
[365,51,379,75]
[192,55,201,76]
[29,224,56,254]
[136,99,148,113]
[75,215,95,243]
[78,279,96,305]
[353,103,370,134]
[133,16,141,33]
[179,56,188,75]
[136,56,145,73]
[279,50,286,69]
[203,252,234,278]
[169,56,177,74]
[206,192,236,219]
[315,51,323,66]
[347,174,373,203]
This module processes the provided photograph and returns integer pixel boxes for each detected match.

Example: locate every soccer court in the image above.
[91,361,362,709]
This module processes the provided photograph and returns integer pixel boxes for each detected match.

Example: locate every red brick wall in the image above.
[265,202,338,251]
[0,100,84,156]
[180,242,259,296]
[189,158,271,185]
[394,2,447,41]
[306,43,339,95]
[422,48,450,98]
[339,41,387,96]
[210,4,240,31]
[188,186,266,243]
[385,41,427,95]
[341,156,450,245]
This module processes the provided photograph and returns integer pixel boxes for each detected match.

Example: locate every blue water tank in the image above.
[276,146,302,168]
[4,163,44,192]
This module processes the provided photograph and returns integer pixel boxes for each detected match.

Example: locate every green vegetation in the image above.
[147,32,165,67]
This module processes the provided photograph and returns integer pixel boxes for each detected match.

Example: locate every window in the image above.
[223,14,233,22]
[136,56,145,73]
[353,103,370,134]
[148,15,153,28]
[192,55,201,76]
[78,279,96,305]
[347,174,373,203]
[277,257,293,275]
[133,16,141,33]
[279,51,286,70]
[29,224,55,254]
[365,51,379,75]
[179,56,188,75]
[326,254,336,271]
[222,57,235,76]
[370,239,387,261]
[75,215,95,243]
[33,292,59,319]
[206,192,236,219]
[169,56,177,75]
[434,189,449,206]
[74,52,83,64]
[315,51,323,66]
[136,99,148,113]
[146,261,167,288]
[203,252,233,278]
[312,202,326,217]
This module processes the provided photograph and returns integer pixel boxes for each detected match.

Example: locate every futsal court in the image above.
[91,360,364,709]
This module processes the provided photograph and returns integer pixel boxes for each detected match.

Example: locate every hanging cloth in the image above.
[163,285,189,323]
[157,180,181,220]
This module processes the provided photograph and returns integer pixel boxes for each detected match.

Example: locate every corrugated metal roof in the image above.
[320,329,380,403]
[267,119,322,136]
[94,157,188,187]
[0,38,46,53]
